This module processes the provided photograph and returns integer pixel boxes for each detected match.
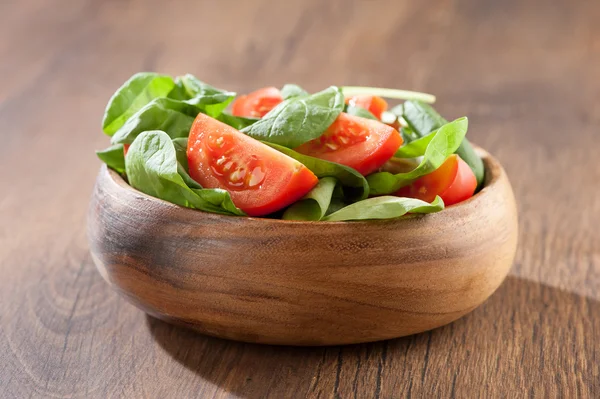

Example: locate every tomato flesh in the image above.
[187,113,318,216]
[395,154,477,206]
[295,113,402,176]
[231,86,283,118]
[346,95,388,119]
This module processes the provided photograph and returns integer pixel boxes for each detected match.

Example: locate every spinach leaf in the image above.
[216,112,259,130]
[400,126,420,143]
[281,84,308,99]
[345,105,378,120]
[282,177,337,221]
[367,117,468,195]
[242,86,345,148]
[323,195,444,222]
[326,198,347,216]
[402,100,447,137]
[125,131,243,215]
[171,137,189,168]
[102,73,175,136]
[179,74,235,117]
[389,104,420,143]
[265,142,369,201]
[96,144,126,173]
[388,104,420,143]
[110,98,199,145]
[402,100,484,186]
[394,128,437,158]
[167,76,190,101]
[171,137,202,189]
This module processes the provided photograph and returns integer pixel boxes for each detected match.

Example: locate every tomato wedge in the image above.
[294,113,403,176]
[345,95,388,119]
[187,113,318,216]
[395,154,477,206]
[231,86,283,118]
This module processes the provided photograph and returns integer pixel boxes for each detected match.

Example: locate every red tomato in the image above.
[345,95,388,119]
[231,87,283,118]
[123,144,130,156]
[187,113,318,216]
[395,154,477,206]
[294,113,403,176]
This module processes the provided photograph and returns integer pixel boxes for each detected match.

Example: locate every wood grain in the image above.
[87,150,516,346]
[1,0,599,397]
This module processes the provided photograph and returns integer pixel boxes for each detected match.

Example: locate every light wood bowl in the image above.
[87,148,517,346]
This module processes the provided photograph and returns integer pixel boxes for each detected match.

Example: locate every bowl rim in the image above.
[100,146,504,225]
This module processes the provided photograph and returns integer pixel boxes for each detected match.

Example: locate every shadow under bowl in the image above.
[87,148,518,346]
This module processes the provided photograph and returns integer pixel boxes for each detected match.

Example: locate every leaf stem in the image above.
[341,87,436,103]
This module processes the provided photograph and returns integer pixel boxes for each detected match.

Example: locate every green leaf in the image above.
[282,177,337,221]
[281,84,308,99]
[171,137,189,168]
[171,137,202,189]
[188,188,244,216]
[323,195,444,221]
[325,198,347,216]
[179,74,235,117]
[264,142,369,201]
[402,100,484,187]
[125,131,244,216]
[402,100,447,137]
[102,73,175,136]
[242,86,345,148]
[125,131,193,207]
[394,129,437,158]
[167,76,190,100]
[216,112,259,130]
[389,104,422,144]
[110,98,199,145]
[367,117,468,195]
[345,105,378,120]
[96,144,126,173]
[400,126,420,144]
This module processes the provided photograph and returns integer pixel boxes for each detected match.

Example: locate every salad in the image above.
[97,73,484,221]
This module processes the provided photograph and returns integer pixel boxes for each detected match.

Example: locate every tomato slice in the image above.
[345,95,388,119]
[187,113,318,216]
[395,154,477,206]
[294,113,403,176]
[231,87,283,118]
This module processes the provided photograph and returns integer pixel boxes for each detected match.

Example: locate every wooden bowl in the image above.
[87,148,517,346]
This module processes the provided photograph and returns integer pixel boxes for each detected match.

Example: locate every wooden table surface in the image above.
[2,0,599,397]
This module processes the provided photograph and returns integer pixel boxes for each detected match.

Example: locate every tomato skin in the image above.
[346,95,388,119]
[394,154,477,206]
[231,87,283,118]
[187,113,318,216]
[295,113,402,176]
[440,155,478,205]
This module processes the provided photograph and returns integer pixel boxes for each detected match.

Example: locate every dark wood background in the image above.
[1,0,599,397]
